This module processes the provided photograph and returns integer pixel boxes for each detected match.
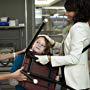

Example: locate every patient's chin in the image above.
[33,49,42,55]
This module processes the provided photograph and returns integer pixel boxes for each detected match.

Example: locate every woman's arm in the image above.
[0,67,27,81]
[0,73,15,80]
[0,49,25,61]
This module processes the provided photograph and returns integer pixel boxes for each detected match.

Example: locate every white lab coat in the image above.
[51,22,90,89]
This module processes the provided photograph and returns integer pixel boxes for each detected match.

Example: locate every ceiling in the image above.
[35,0,65,7]
[35,0,66,16]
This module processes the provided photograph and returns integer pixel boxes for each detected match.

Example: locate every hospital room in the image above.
[0,0,90,90]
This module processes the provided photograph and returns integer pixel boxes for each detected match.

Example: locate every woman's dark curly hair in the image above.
[64,0,90,23]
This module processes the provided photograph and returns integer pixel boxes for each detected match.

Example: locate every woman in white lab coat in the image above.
[36,0,90,89]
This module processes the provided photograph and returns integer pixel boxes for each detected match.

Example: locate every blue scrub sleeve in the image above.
[11,54,24,72]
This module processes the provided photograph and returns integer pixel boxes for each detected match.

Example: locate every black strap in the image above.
[82,44,90,53]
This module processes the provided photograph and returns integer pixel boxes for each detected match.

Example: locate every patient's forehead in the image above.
[36,37,45,42]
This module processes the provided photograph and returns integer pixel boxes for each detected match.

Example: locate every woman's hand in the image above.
[38,34,55,46]
[11,67,27,81]
[21,48,26,53]
[35,55,49,65]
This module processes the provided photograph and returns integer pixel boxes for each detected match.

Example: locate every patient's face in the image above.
[32,37,46,54]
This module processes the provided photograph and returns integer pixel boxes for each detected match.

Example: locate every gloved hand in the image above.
[38,34,55,46]
[35,55,49,65]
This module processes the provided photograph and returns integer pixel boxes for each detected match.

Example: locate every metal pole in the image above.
[25,0,28,47]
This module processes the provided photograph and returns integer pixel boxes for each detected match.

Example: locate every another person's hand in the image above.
[38,34,55,46]
[11,67,27,81]
[21,48,26,53]
[35,55,49,65]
